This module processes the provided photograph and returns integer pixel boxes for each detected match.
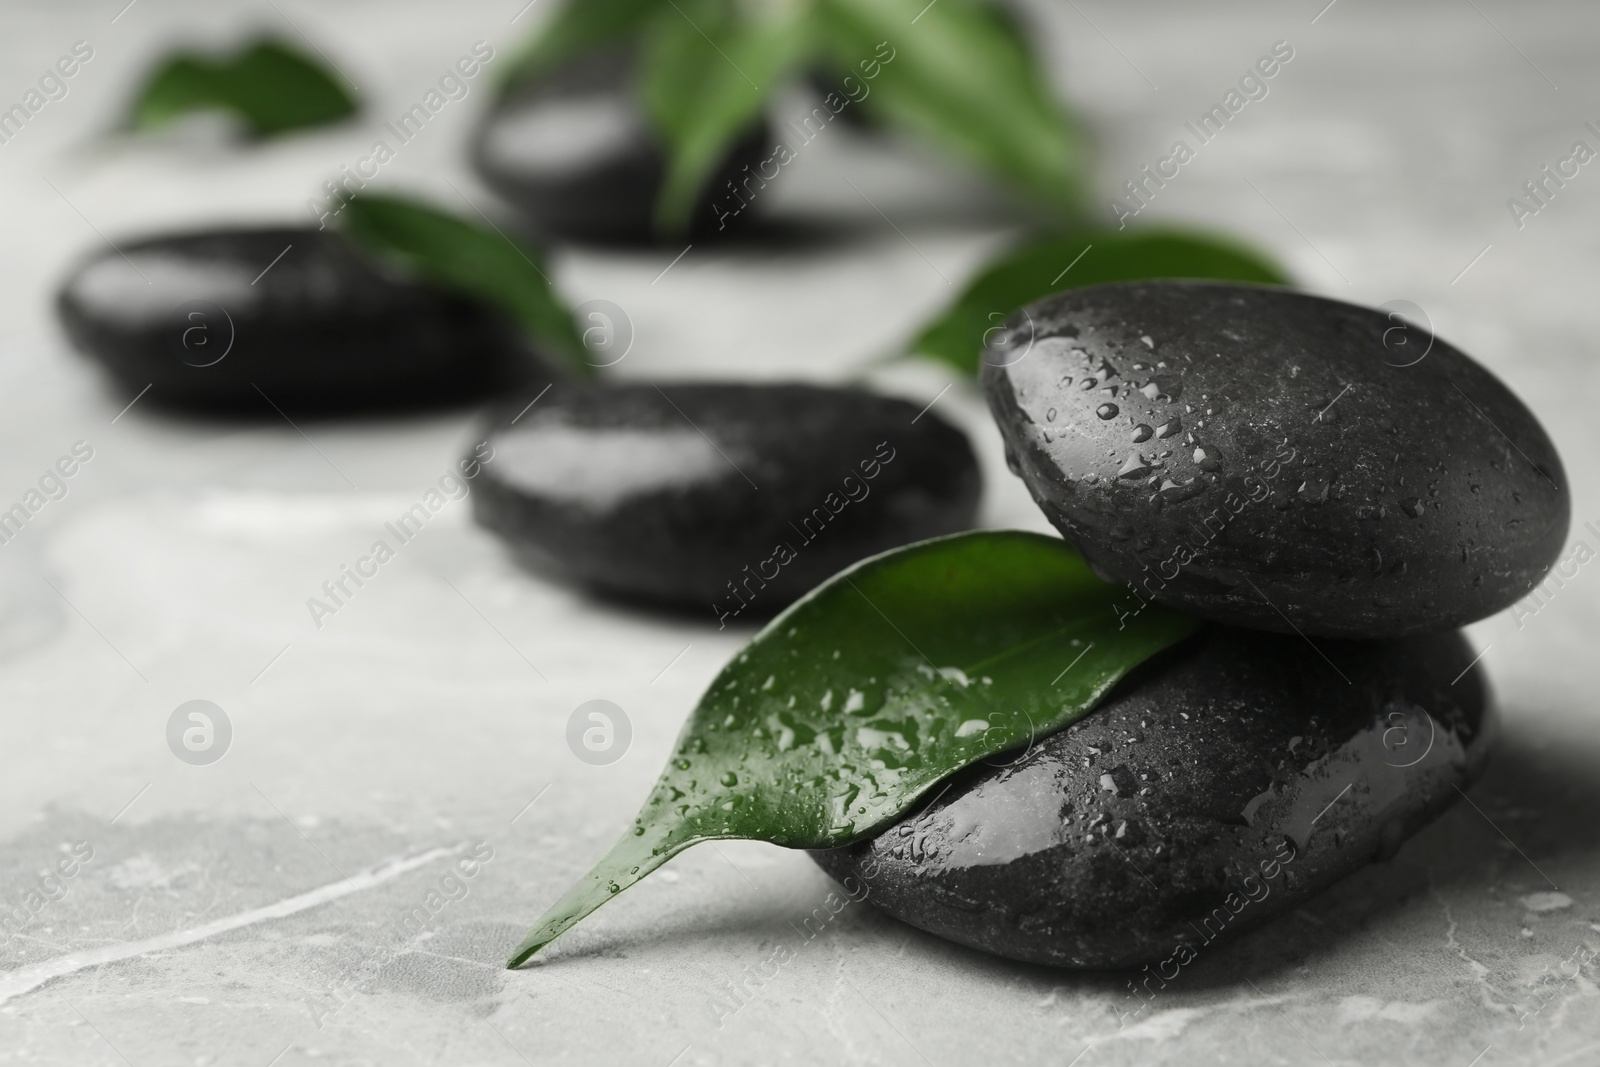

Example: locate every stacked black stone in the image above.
[816,281,1568,969]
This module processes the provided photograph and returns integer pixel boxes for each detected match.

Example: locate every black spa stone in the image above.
[812,626,1495,970]
[56,226,556,414]
[472,48,770,244]
[981,281,1569,638]
[470,382,981,615]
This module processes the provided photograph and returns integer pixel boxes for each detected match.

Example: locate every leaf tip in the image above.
[506,925,555,969]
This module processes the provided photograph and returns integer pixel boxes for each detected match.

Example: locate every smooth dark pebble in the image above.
[56,226,556,414]
[813,626,1495,969]
[982,281,1569,637]
[470,382,981,616]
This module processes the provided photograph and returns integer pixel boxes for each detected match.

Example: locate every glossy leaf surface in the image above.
[508,530,1198,966]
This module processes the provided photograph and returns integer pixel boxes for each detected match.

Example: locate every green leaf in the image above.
[913,229,1292,375]
[507,530,1197,966]
[819,0,1085,220]
[636,0,812,233]
[128,39,355,137]
[639,0,815,233]
[497,0,665,89]
[338,194,589,374]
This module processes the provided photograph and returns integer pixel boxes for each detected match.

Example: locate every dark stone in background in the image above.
[472,48,770,245]
[470,382,981,617]
[57,227,556,415]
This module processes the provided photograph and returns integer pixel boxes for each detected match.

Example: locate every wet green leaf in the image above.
[820,0,1085,220]
[913,229,1291,375]
[508,530,1197,966]
[338,194,589,374]
[128,39,355,137]
[640,0,815,233]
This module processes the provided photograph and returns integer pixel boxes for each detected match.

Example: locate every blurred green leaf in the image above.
[639,0,815,233]
[339,194,590,375]
[913,230,1292,375]
[497,0,664,88]
[129,39,355,137]
[497,0,1084,235]
[820,0,1085,220]
[811,0,1033,108]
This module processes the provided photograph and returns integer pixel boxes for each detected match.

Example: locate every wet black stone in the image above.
[472,49,770,245]
[471,382,981,615]
[981,281,1569,638]
[56,227,557,414]
[812,626,1495,970]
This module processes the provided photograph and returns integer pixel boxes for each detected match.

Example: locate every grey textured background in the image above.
[0,1,1597,1064]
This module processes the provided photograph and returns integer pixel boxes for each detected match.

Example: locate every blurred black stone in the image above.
[471,48,771,245]
[470,381,982,616]
[57,226,561,416]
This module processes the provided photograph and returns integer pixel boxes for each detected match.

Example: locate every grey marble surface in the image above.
[0,1,1597,1064]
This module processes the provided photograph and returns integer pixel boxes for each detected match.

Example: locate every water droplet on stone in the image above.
[1159,477,1204,502]
[1193,446,1220,472]
[1157,417,1182,438]
[1132,424,1153,443]
[1097,403,1119,420]
[1402,497,1424,518]
[1119,454,1152,479]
